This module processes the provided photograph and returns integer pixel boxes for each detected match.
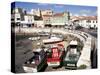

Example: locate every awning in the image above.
[21,21,33,24]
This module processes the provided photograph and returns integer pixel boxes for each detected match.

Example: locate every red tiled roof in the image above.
[71,16,97,20]
[80,16,97,20]
[42,15,52,17]
[53,13,64,17]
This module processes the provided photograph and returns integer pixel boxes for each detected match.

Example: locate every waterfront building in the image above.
[41,9,53,16]
[42,15,52,27]
[11,8,24,26]
[21,14,35,27]
[51,12,70,28]
[72,16,97,29]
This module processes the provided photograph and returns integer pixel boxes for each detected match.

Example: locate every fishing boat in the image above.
[63,40,81,69]
[23,48,47,72]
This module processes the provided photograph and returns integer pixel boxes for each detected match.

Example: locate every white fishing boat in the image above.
[43,35,63,44]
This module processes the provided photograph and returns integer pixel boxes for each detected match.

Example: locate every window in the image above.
[86,20,91,23]
[11,18,14,21]
[17,18,20,20]
[47,50,52,58]
[94,25,96,28]
[96,20,97,23]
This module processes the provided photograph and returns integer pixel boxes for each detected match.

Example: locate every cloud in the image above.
[93,11,97,15]
[79,9,97,16]
[70,13,73,16]
[79,9,91,16]
[81,14,87,16]
[72,10,92,16]
[74,14,79,17]
[79,10,91,14]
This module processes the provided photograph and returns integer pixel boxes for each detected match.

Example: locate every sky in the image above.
[11,2,97,16]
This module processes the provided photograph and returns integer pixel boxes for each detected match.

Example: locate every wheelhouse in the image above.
[23,49,47,72]
[46,44,65,67]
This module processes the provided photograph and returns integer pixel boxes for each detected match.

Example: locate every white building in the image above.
[21,14,35,27]
[34,20,44,28]
[72,16,97,29]
[41,9,53,16]
[11,13,21,23]
[51,12,70,28]
[11,8,24,26]
[30,8,41,16]
[11,8,36,27]
[42,15,52,27]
